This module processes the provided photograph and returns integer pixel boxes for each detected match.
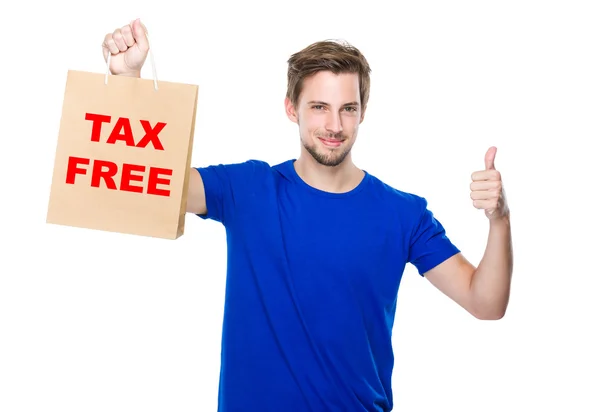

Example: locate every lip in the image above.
[318,137,343,148]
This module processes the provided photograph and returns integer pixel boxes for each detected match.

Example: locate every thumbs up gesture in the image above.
[470,147,509,220]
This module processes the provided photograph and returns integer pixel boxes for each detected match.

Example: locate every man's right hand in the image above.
[102,18,149,77]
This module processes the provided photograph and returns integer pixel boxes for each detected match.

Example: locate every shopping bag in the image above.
[46,52,199,240]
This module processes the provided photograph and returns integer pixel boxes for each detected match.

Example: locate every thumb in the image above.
[485,146,497,170]
[131,18,150,52]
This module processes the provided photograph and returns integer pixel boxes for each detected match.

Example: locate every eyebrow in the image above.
[307,100,359,107]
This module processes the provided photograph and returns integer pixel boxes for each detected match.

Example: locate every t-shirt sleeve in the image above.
[193,160,268,226]
[408,196,460,276]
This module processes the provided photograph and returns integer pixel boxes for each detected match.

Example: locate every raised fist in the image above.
[102,18,149,77]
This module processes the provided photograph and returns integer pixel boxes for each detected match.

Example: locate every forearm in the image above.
[470,215,513,319]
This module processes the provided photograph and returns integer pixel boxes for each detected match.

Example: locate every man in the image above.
[103,19,513,412]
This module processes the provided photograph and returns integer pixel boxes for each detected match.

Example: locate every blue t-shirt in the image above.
[195,159,460,412]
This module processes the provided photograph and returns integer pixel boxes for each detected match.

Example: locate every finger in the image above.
[470,191,494,201]
[471,169,501,182]
[473,199,497,210]
[485,146,497,170]
[102,32,120,55]
[470,180,502,192]
[112,28,128,52]
[120,23,135,47]
[131,18,149,52]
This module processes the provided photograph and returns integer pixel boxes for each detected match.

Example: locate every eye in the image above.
[344,107,358,112]
[312,105,324,110]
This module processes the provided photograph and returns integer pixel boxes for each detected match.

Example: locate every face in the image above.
[285,71,365,167]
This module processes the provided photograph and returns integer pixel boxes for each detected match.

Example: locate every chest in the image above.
[274,194,410,307]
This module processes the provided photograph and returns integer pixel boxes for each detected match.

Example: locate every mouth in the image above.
[318,137,344,148]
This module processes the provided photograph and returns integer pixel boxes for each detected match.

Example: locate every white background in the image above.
[1,1,599,411]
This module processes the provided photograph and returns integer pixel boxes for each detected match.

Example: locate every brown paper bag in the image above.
[46,63,198,240]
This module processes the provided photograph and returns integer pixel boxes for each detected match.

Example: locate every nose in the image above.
[325,112,343,135]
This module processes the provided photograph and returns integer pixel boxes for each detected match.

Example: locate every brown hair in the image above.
[286,39,371,110]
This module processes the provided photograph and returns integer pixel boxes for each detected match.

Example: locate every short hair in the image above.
[286,39,371,110]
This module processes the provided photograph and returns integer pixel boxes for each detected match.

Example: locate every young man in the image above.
[103,19,513,412]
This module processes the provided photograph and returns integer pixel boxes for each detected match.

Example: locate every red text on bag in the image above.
[64,113,172,197]
[85,112,166,150]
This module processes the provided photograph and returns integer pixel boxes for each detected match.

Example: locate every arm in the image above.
[424,216,512,320]
[186,168,207,215]
[186,160,272,225]
[424,146,513,320]
[470,215,512,318]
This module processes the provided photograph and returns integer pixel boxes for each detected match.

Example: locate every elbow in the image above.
[469,290,509,321]
[474,310,505,321]
[472,304,507,320]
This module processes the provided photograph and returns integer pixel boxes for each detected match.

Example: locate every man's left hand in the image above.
[470,146,509,221]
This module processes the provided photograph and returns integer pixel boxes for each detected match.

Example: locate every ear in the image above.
[284,97,299,124]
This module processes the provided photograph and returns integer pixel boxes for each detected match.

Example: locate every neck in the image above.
[294,151,364,193]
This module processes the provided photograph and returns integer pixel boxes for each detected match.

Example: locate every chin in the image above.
[304,140,352,167]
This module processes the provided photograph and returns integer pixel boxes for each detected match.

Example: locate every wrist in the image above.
[489,212,510,228]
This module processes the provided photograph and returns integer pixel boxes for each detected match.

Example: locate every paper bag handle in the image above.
[104,33,159,91]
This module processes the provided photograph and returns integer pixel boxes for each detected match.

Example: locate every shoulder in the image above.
[366,172,428,214]
[196,158,276,182]
[198,158,273,173]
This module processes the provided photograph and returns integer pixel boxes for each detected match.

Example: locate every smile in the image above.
[318,137,344,148]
